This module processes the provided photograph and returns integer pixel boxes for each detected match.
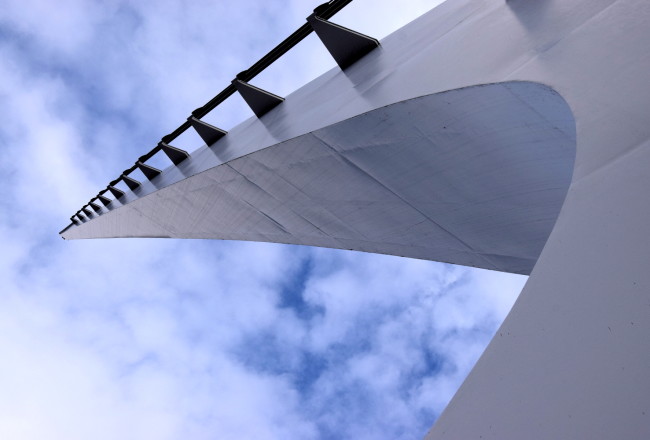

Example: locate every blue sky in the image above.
[0,1,527,439]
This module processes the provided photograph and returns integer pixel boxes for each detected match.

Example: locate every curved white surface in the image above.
[62,82,575,275]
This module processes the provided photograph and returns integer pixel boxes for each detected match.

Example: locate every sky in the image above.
[0,1,527,439]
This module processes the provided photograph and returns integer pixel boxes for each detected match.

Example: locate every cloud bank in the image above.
[0,1,526,439]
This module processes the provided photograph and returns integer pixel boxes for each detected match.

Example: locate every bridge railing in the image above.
[65,0,380,229]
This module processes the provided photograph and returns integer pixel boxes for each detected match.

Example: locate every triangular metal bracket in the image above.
[98,194,112,207]
[188,116,227,146]
[121,174,141,191]
[307,15,379,70]
[89,201,102,213]
[137,161,162,180]
[108,185,125,199]
[232,79,284,118]
[76,212,86,222]
[160,142,190,165]
[82,206,93,217]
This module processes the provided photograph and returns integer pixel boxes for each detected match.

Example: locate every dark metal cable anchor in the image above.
[232,75,284,118]
[307,11,379,70]
[188,116,227,146]
[160,141,190,165]
[121,174,141,191]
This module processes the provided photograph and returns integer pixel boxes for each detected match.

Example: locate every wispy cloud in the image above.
[0,1,525,439]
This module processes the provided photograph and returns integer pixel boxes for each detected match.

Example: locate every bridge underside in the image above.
[62,82,575,275]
